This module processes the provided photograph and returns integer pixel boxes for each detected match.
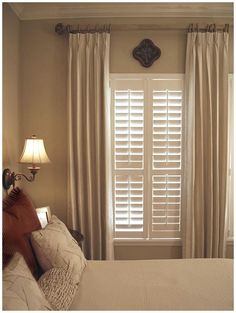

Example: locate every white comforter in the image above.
[69,258,233,310]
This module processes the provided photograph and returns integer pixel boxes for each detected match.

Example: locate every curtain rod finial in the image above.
[55,23,66,35]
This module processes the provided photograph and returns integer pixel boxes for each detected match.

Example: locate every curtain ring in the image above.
[66,25,71,34]
[188,24,193,33]
[225,24,229,33]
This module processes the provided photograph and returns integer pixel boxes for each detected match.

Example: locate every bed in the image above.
[3,188,233,311]
[70,258,233,310]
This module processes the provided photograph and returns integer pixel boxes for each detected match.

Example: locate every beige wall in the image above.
[114,243,182,260]
[3,4,21,196]
[19,19,68,221]
[114,241,233,260]
[3,9,233,259]
[17,20,188,259]
[111,30,186,73]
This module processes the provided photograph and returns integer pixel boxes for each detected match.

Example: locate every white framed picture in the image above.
[36,206,51,228]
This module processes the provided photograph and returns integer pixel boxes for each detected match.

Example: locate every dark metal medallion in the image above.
[133,39,161,67]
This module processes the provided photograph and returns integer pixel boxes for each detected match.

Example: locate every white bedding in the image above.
[70,258,233,310]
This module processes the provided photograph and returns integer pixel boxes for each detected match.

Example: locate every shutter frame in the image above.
[111,75,184,240]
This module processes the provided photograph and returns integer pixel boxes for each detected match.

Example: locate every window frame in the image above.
[111,73,234,245]
[227,74,234,242]
[111,73,184,243]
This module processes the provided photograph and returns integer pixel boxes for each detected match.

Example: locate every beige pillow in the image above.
[3,252,52,311]
[38,267,78,310]
[31,215,86,284]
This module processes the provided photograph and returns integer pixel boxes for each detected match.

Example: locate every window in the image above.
[227,74,234,240]
[111,74,184,240]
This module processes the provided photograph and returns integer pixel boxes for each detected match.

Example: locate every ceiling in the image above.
[9,2,233,21]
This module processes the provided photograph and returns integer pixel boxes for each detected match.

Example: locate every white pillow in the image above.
[3,252,52,311]
[38,267,78,310]
[31,215,87,284]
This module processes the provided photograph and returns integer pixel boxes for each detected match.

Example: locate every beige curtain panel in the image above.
[182,28,229,258]
[67,31,113,260]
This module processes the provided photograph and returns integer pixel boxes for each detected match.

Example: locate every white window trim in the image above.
[113,238,182,246]
[111,73,234,246]
[111,73,184,244]
[110,73,185,79]
[227,73,234,242]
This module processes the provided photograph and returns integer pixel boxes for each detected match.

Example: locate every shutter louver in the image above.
[151,87,182,238]
[114,90,144,170]
[152,175,181,233]
[153,90,182,171]
[114,174,144,236]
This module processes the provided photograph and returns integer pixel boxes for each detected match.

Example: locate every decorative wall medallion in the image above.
[132,39,161,67]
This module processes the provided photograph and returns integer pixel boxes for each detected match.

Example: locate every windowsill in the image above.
[114,237,234,247]
[113,238,182,246]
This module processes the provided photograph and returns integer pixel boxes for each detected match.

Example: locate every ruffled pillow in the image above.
[31,215,86,284]
[3,252,52,310]
[38,267,78,310]
[3,187,42,277]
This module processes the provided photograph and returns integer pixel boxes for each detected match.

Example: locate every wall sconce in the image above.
[3,135,50,190]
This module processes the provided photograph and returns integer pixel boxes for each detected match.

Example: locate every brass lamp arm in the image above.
[2,168,38,190]
[14,172,36,183]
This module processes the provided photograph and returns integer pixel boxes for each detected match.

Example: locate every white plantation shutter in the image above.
[111,75,184,240]
[152,174,181,235]
[152,90,182,171]
[112,79,145,238]
[150,80,182,238]
[114,174,144,235]
[114,89,144,169]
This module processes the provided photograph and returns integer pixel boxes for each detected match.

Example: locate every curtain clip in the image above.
[66,24,71,34]
[224,24,229,33]
[188,24,193,33]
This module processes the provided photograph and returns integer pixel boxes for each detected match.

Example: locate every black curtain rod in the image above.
[55,23,111,35]
[188,23,229,33]
[55,22,230,35]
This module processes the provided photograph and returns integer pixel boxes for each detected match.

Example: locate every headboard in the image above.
[3,187,42,278]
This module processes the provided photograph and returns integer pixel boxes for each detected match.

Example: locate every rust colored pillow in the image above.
[3,187,41,277]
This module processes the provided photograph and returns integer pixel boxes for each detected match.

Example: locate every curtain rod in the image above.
[55,22,190,34]
[188,23,229,32]
[55,22,230,35]
[55,23,111,35]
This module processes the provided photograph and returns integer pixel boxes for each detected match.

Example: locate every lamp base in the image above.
[2,168,15,190]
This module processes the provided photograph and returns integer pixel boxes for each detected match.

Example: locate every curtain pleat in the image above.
[67,32,113,260]
[182,30,229,258]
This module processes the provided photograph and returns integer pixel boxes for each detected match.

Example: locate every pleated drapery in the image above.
[67,31,113,260]
[182,29,229,258]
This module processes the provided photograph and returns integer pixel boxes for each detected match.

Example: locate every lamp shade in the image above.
[19,135,50,165]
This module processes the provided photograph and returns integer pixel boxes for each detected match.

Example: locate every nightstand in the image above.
[69,229,84,248]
